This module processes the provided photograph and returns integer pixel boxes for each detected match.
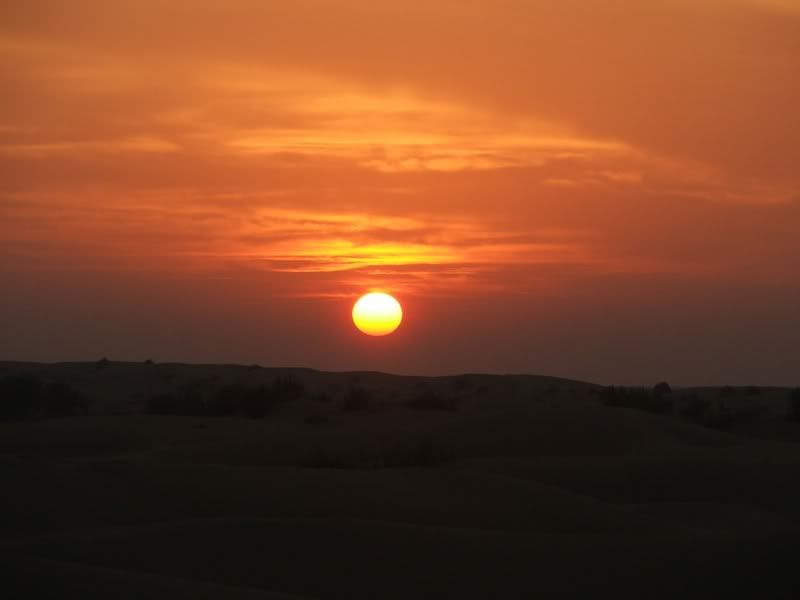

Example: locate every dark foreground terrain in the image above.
[1,361,800,599]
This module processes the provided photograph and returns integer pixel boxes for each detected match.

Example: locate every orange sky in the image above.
[1,1,799,384]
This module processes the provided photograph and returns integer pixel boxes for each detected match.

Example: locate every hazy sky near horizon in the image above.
[1,0,799,385]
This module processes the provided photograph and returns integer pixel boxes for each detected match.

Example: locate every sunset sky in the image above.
[1,0,799,384]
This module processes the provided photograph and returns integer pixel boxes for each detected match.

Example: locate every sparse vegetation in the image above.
[450,376,469,392]
[43,380,89,417]
[0,373,42,420]
[146,376,304,418]
[405,389,459,411]
[341,387,371,412]
[681,394,710,419]
[0,373,88,421]
[600,386,673,414]
[653,381,672,399]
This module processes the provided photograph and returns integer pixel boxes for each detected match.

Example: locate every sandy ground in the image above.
[1,362,799,598]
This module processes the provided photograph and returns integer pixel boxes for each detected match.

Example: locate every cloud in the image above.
[2,0,798,193]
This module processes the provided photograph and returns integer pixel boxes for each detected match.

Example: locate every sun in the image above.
[352,292,403,336]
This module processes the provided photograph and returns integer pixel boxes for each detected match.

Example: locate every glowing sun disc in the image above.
[352,292,403,336]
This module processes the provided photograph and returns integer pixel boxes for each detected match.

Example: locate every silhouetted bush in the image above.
[0,374,88,420]
[144,359,154,366]
[239,385,274,419]
[787,389,800,422]
[341,387,371,412]
[43,380,88,417]
[745,385,761,396]
[681,394,710,419]
[96,357,110,370]
[719,386,737,398]
[271,375,304,402]
[207,384,270,418]
[601,386,672,414]
[653,381,672,399]
[176,389,207,416]
[147,376,303,418]
[146,392,180,415]
[696,399,766,429]
[0,373,43,421]
[450,376,469,392]
[406,389,459,411]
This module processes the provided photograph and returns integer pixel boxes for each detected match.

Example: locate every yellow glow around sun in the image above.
[352,292,403,336]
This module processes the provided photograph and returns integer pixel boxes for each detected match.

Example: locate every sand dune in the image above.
[1,362,798,598]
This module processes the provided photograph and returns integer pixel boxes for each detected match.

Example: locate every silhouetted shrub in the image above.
[176,389,207,416]
[96,357,110,370]
[0,374,88,420]
[240,385,274,419]
[341,387,371,412]
[144,359,154,366]
[0,373,44,421]
[451,376,469,392]
[653,381,672,399]
[271,375,304,402]
[148,376,303,418]
[601,386,672,414]
[682,394,710,419]
[406,389,459,411]
[719,386,737,398]
[787,389,800,422]
[43,380,88,417]
[146,385,205,416]
[210,384,271,418]
[204,386,232,416]
[745,385,761,396]
[146,392,179,415]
